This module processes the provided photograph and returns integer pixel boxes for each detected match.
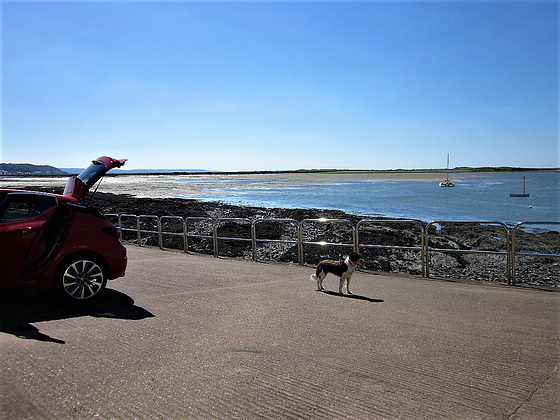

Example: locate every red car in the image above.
[0,156,127,300]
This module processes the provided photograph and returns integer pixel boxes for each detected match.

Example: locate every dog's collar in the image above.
[345,257,362,266]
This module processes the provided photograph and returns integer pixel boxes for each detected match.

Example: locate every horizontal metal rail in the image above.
[254,218,300,262]
[185,217,216,256]
[104,212,559,285]
[511,222,560,285]
[159,216,186,252]
[299,218,356,264]
[137,215,160,247]
[213,218,254,259]
[357,219,425,276]
[425,221,511,283]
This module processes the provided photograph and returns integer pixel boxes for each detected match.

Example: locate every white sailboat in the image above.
[439,153,455,187]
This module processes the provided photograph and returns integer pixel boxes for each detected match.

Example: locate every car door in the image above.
[0,193,58,285]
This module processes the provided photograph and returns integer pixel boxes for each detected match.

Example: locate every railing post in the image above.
[183,219,188,253]
[135,217,141,246]
[297,223,303,265]
[421,224,426,277]
[251,221,257,261]
[213,221,219,257]
[424,226,430,278]
[352,224,358,253]
[507,227,513,285]
[158,218,163,249]
[511,223,520,286]
[103,214,123,241]
[116,214,122,240]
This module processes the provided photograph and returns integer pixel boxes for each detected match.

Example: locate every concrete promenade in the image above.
[2,246,559,419]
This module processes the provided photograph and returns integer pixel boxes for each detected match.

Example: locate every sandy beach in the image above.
[251,170,473,182]
[0,170,472,199]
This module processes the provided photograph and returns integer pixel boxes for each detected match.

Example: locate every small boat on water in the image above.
[510,176,530,197]
[439,153,455,187]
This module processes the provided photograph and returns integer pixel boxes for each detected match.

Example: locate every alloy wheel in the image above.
[61,259,106,300]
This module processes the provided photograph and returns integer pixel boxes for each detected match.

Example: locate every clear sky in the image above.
[1,0,558,171]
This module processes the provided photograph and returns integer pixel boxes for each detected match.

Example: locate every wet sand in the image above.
[248,170,471,182]
[0,170,470,199]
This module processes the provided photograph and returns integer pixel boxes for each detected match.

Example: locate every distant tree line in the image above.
[0,163,557,176]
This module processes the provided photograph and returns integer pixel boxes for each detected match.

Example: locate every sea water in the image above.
[184,171,559,225]
[1,171,558,225]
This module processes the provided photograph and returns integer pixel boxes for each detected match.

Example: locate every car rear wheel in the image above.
[57,256,107,300]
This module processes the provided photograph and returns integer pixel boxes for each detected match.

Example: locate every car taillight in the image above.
[102,226,121,239]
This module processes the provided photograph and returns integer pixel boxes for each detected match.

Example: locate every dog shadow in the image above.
[320,290,383,303]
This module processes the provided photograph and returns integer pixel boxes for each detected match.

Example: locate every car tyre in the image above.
[56,256,107,300]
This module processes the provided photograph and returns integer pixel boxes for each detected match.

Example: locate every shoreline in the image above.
[4,170,558,224]
[213,170,475,182]
[1,169,556,202]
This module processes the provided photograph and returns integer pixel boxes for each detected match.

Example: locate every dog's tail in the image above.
[310,273,318,281]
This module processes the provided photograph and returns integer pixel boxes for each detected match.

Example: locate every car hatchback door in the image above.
[0,193,59,284]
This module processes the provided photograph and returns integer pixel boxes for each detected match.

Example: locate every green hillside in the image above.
[0,163,68,175]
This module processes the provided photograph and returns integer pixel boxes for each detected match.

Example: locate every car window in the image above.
[77,160,105,187]
[0,194,57,222]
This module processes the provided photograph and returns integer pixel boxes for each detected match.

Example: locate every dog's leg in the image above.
[339,277,345,294]
[310,273,321,291]
[316,272,327,291]
[346,276,352,295]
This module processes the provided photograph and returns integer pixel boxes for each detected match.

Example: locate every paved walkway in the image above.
[2,246,559,419]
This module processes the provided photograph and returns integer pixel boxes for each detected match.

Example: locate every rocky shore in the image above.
[88,192,559,288]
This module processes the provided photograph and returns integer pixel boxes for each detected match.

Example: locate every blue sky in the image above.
[1,0,558,171]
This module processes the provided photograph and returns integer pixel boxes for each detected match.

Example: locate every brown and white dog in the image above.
[310,252,363,295]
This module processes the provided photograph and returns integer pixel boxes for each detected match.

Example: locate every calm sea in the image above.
[183,171,559,225]
[1,171,558,225]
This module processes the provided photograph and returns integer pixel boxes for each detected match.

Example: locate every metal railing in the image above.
[511,222,560,285]
[158,216,187,252]
[299,218,357,264]
[213,218,254,259]
[357,219,425,276]
[254,218,300,262]
[105,213,559,285]
[424,221,511,282]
